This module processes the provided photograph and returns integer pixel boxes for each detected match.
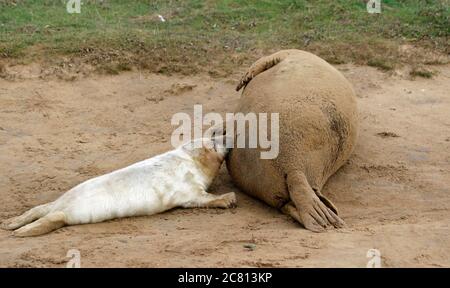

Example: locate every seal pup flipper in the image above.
[286,172,345,232]
[13,211,66,237]
[182,192,236,209]
[1,204,51,231]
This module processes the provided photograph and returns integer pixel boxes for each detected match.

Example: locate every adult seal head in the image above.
[227,49,358,232]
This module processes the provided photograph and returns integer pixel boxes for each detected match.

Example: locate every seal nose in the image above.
[212,135,232,147]
[210,135,230,156]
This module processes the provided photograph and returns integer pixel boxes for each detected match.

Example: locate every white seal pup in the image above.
[2,137,236,237]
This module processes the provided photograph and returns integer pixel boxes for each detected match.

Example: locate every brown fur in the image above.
[227,49,358,232]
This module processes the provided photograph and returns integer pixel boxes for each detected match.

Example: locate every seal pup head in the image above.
[180,136,231,181]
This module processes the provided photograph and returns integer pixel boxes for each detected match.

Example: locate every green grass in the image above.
[367,58,394,71]
[0,0,448,75]
[410,66,436,78]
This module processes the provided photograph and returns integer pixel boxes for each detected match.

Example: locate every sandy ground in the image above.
[0,64,449,267]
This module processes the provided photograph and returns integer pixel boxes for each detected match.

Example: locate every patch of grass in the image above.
[368,58,395,71]
[410,66,436,78]
[0,0,448,75]
[98,62,132,75]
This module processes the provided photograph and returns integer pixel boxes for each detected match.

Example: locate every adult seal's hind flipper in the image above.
[236,50,300,91]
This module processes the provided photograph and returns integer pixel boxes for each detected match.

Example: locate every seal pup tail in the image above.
[1,203,52,231]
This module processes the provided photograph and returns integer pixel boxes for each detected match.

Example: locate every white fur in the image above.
[2,137,234,236]
[53,138,226,224]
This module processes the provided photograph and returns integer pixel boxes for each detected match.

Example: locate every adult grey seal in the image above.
[227,49,358,232]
